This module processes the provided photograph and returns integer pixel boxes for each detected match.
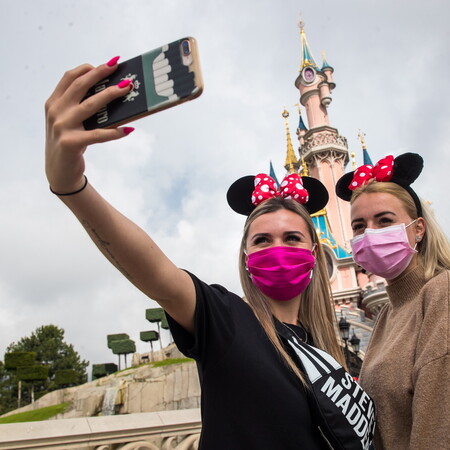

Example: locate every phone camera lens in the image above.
[181,40,191,56]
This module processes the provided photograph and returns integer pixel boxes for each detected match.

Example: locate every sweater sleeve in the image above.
[410,355,450,449]
[410,270,450,449]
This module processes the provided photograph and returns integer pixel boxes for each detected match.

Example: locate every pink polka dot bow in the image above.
[349,155,394,191]
[252,173,309,207]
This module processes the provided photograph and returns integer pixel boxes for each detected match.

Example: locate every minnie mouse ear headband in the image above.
[335,152,424,217]
[227,172,329,216]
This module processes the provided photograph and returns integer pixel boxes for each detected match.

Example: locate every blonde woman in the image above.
[46,59,374,449]
[336,153,450,449]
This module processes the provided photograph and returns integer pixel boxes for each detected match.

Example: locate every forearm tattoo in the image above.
[81,220,133,280]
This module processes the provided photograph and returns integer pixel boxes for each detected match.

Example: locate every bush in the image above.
[145,308,165,323]
[107,334,129,349]
[4,352,36,370]
[92,363,118,380]
[17,365,49,382]
[140,331,159,342]
[110,339,136,355]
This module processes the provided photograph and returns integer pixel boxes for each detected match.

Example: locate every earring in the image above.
[415,236,421,242]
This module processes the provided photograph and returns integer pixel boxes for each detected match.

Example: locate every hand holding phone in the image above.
[83,37,203,130]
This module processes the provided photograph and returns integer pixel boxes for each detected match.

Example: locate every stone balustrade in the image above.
[0,408,201,450]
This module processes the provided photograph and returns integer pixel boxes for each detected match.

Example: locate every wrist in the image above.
[49,175,88,196]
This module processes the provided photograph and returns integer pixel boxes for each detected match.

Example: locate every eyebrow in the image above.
[351,211,396,226]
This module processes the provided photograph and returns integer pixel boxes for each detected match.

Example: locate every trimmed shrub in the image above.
[92,363,118,380]
[161,315,170,330]
[17,365,49,381]
[4,352,36,370]
[107,333,129,349]
[140,330,159,342]
[145,308,165,323]
[110,339,136,355]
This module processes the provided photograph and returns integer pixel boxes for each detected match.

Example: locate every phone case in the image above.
[83,37,203,130]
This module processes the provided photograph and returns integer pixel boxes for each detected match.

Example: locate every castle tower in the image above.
[293,20,363,306]
[276,20,391,359]
[294,20,353,251]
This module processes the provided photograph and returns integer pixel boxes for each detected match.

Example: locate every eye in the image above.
[286,234,302,242]
[351,223,365,233]
[379,217,394,226]
[253,236,269,245]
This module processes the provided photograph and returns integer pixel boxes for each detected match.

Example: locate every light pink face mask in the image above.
[246,246,315,301]
[350,222,417,280]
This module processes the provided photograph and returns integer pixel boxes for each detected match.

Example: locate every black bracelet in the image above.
[50,176,88,196]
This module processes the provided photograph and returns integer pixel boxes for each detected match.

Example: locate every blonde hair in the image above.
[239,197,346,385]
[350,181,450,279]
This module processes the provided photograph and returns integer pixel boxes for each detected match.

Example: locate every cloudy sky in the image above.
[1,0,449,373]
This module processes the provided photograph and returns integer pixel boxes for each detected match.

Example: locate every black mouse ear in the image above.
[301,176,329,214]
[227,174,329,216]
[226,175,256,216]
[335,172,355,201]
[392,153,424,187]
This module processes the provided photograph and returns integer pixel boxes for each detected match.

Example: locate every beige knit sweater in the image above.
[359,266,450,450]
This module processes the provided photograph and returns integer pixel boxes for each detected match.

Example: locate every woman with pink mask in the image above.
[45,60,375,449]
[336,153,450,450]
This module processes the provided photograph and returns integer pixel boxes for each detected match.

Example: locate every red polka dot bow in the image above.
[252,173,309,207]
[349,155,394,191]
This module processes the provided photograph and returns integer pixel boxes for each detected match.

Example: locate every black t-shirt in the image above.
[166,272,327,449]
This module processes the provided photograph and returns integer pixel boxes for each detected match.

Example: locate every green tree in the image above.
[0,361,16,415]
[110,339,136,369]
[5,351,38,408]
[5,325,88,402]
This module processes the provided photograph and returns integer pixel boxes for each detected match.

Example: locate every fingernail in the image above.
[123,127,135,135]
[117,79,132,89]
[106,56,120,67]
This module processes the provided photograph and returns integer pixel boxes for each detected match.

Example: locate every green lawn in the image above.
[0,402,70,424]
[151,357,194,368]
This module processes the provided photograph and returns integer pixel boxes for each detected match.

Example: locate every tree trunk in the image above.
[17,380,22,408]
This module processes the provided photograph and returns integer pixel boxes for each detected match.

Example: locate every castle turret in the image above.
[282,108,300,174]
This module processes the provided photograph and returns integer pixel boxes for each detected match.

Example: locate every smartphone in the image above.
[83,37,203,130]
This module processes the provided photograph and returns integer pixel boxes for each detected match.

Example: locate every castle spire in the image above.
[282,107,300,174]
[321,50,332,70]
[358,130,373,165]
[296,104,308,133]
[301,156,309,176]
[298,18,319,71]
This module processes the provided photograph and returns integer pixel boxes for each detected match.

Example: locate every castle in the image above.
[279,21,390,365]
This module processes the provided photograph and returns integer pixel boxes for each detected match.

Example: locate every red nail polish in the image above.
[117,79,132,89]
[123,127,135,135]
[106,56,120,67]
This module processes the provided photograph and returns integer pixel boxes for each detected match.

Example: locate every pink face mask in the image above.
[350,222,417,280]
[246,246,315,301]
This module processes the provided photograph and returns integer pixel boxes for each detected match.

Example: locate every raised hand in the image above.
[45,57,134,194]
